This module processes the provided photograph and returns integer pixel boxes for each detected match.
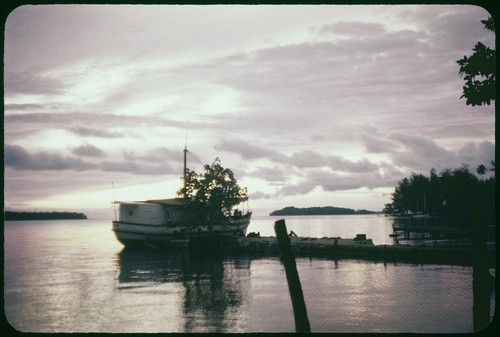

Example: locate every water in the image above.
[3,215,495,332]
[251,214,395,245]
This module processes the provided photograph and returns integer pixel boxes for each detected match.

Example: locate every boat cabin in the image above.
[114,197,251,226]
[115,199,185,226]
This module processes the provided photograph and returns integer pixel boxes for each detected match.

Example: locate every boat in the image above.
[112,147,252,248]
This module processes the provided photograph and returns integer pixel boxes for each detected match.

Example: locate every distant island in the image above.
[270,206,377,216]
[4,211,88,221]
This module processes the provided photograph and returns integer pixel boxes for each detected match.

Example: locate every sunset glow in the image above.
[4,5,495,217]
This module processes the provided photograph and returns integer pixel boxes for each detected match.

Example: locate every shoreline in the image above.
[4,211,88,221]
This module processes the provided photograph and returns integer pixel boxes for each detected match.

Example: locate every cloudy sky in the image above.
[4,4,495,217]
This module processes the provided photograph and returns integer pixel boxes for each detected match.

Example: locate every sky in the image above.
[3,4,496,217]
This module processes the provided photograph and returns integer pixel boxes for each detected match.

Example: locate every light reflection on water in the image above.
[114,249,252,333]
[248,214,394,245]
[4,217,494,333]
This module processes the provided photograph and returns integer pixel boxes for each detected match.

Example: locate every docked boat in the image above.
[112,148,252,248]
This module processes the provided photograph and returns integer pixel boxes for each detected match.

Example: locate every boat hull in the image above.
[112,215,251,249]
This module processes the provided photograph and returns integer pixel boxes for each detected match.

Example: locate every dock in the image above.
[391,217,471,240]
[192,233,494,267]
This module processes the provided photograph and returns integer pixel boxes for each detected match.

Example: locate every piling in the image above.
[274,219,311,333]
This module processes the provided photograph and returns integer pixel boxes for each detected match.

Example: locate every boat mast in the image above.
[183,145,188,197]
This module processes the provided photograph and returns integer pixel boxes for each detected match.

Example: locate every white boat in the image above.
[112,148,252,248]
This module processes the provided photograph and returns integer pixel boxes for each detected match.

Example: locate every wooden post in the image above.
[471,190,491,331]
[274,219,311,333]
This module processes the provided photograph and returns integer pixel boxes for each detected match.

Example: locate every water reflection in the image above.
[114,248,251,332]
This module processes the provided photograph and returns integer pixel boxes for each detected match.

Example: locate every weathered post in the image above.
[274,219,311,333]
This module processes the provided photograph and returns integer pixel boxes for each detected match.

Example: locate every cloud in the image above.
[216,137,282,160]
[248,166,288,183]
[72,144,106,157]
[426,119,495,140]
[193,21,466,150]
[250,191,273,200]
[4,112,190,142]
[275,167,395,197]
[416,6,495,51]
[388,133,455,171]
[387,133,495,173]
[359,133,399,153]
[99,160,139,173]
[217,137,381,175]
[3,70,68,96]
[5,144,96,171]
[285,150,328,168]
[282,150,380,174]
[317,21,387,38]
[69,126,123,138]
[319,172,393,192]
[248,155,390,199]
[4,144,179,175]
[3,5,494,212]
[4,170,93,208]
[275,181,318,197]
[457,141,495,166]
[4,103,48,111]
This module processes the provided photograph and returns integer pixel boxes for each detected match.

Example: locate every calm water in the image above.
[3,215,495,332]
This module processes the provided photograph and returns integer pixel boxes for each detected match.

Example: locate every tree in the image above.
[176,157,248,226]
[456,17,495,106]
[476,164,487,180]
[427,168,444,215]
[439,166,478,227]
[385,177,412,215]
[383,163,495,227]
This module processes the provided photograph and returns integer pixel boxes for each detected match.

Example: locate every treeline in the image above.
[383,162,495,228]
[4,211,88,221]
[270,206,376,216]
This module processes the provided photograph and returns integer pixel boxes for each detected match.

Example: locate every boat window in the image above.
[124,205,139,219]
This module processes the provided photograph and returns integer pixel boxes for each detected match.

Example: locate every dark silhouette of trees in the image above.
[455,18,494,329]
[456,17,495,106]
[440,166,479,227]
[476,164,487,180]
[176,157,248,226]
[383,173,432,216]
[384,164,495,228]
[5,211,87,221]
[270,206,376,216]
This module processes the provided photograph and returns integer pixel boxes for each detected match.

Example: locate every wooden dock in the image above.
[193,233,494,267]
[390,216,471,240]
[392,224,470,240]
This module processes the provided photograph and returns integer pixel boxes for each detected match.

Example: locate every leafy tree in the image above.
[384,177,411,215]
[176,157,248,227]
[476,164,487,180]
[456,17,495,106]
[427,168,444,215]
[407,173,429,213]
[439,166,478,227]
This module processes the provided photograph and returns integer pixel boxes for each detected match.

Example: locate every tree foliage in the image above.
[176,157,248,226]
[4,211,87,221]
[383,164,495,228]
[270,206,376,216]
[456,17,495,106]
